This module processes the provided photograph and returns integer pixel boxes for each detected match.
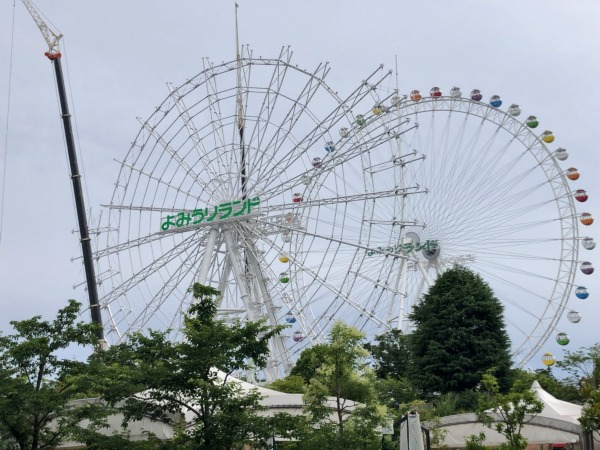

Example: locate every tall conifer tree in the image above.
[409,266,512,396]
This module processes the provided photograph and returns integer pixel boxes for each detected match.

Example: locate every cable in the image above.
[0,0,17,250]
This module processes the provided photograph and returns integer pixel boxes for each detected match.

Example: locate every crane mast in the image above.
[21,0,105,344]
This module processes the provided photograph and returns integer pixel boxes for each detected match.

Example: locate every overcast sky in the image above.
[0,0,598,368]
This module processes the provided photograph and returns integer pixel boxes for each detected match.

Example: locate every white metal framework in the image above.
[91,50,586,379]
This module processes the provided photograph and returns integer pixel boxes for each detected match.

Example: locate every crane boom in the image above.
[21,0,106,344]
[21,0,62,57]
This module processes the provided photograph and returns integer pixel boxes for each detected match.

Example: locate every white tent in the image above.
[434,382,584,448]
[530,380,582,425]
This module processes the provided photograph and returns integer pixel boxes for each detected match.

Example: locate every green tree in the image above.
[373,377,418,411]
[409,265,513,396]
[301,322,386,449]
[265,374,305,394]
[364,328,419,445]
[290,343,329,383]
[364,328,411,380]
[89,283,286,449]
[465,432,489,450]
[556,343,600,437]
[557,342,599,398]
[580,389,600,435]
[477,373,543,450]
[0,300,107,450]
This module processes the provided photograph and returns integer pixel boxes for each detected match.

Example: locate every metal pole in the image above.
[51,56,104,341]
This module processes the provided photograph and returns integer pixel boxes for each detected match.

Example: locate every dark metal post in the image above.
[50,55,104,341]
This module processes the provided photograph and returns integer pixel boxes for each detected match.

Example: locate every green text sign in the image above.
[161,197,260,231]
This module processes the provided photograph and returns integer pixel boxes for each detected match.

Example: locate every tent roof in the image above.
[531,380,582,425]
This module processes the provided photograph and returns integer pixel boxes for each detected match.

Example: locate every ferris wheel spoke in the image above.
[458,242,566,262]
[91,225,202,260]
[256,187,424,220]
[117,249,202,337]
[136,119,208,193]
[114,158,204,204]
[243,51,336,195]
[341,65,393,112]
[103,303,125,341]
[197,59,241,198]
[101,204,199,214]
[101,231,203,305]
[290,253,388,333]
[237,227,322,335]
[430,123,503,209]
[479,237,566,247]
[441,163,551,224]
[251,71,396,194]
[243,50,321,172]
[476,265,565,345]
[474,258,563,284]
[405,110,535,219]
[315,121,414,174]
[200,58,233,156]
[461,218,564,242]
[431,200,558,244]
[259,130,417,201]
[243,220,394,328]
[342,264,403,333]
[463,168,538,216]
[167,82,224,188]
[413,175,563,246]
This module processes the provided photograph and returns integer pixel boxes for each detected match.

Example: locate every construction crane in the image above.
[21,0,105,345]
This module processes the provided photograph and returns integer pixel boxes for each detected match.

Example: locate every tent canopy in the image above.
[530,380,582,425]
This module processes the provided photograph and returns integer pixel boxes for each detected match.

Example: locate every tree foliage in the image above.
[409,265,512,396]
[580,389,600,434]
[0,300,107,450]
[364,328,411,380]
[557,343,600,435]
[373,377,418,413]
[557,342,599,398]
[364,329,419,419]
[477,373,543,450]
[300,322,386,449]
[289,344,329,383]
[265,374,305,394]
[465,432,489,450]
[89,283,286,449]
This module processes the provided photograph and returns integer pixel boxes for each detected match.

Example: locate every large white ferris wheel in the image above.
[93,47,594,379]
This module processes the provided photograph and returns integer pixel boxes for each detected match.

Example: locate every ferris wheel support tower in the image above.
[21,0,105,344]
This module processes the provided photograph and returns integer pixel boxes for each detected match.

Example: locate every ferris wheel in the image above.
[92,48,593,378]
[378,87,594,366]
[94,47,413,378]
